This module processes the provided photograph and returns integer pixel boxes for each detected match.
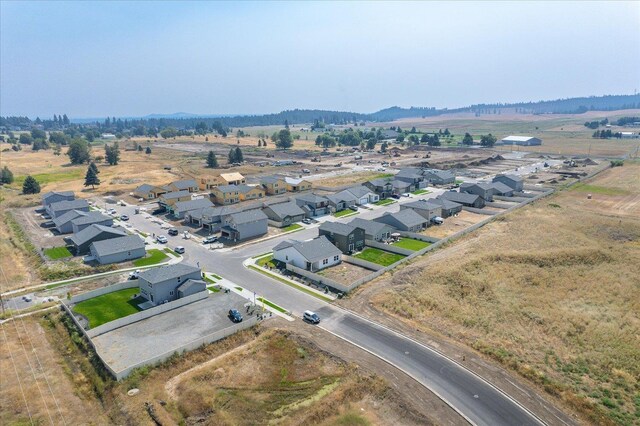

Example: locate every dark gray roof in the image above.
[330,190,358,203]
[48,199,89,213]
[236,184,263,194]
[273,239,299,251]
[177,279,207,292]
[392,179,412,189]
[173,198,213,213]
[90,235,145,257]
[260,175,284,184]
[138,263,200,284]
[226,209,267,224]
[367,178,392,187]
[439,191,481,204]
[403,200,441,211]
[319,221,357,236]
[396,168,423,179]
[461,182,494,191]
[430,198,462,210]
[265,201,305,219]
[214,184,240,193]
[69,224,128,246]
[52,209,85,228]
[493,174,523,183]
[296,193,329,204]
[42,191,74,201]
[134,183,156,193]
[423,169,455,180]
[161,190,190,200]
[71,211,112,226]
[345,186,374,198]
[490,181,514,194]
[378,209,426,228]
[348,217,394,236]
[170,179,198,190]
[274,236,341,262]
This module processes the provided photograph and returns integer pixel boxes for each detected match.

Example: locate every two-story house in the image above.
[260,176,287,195]
[138,263,205,306]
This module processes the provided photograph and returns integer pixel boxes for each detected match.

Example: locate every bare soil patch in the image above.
[421,210,487,239]
[317,261,373,284]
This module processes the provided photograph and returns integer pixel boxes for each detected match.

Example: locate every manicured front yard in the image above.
[334,209,358,218]
[256,254,276,268]
[374,199,396,206]
[132,249,169,267]
[257,297,287,313]
[411,189,430,195]
[353,247,405,266]
[282,223,303,232]
[44,246,72,260]
[392,238,431,251]
[73,287,143,328]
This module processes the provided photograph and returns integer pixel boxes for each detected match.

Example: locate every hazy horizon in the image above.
[2,1,639,118]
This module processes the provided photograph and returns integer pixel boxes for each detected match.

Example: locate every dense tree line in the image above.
[616,117,639,126]
[592,130,622,139]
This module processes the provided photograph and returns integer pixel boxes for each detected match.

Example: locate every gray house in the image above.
[167,179,199,193]
[42,191,74,208]
[221,209,268,242]
[395,168,425,186]
[326,192,357,211]
[67,224,128,255]
[273,236,342,272]
[490,181,515,197]
[318,221,365,254]
[172,198,214,219]
[52,209,88,234]
[374,209,428,232]
[295,194,330,217]
[438,191,485,208]
[185,205,241,229]
[138,263,204,306]
[460,182,495,201]
[89,235,146,265]
[430,198,463,217]
[401,200,443,222]
[493,174,524,192]
[422,169,455,185]
[71,212,114,233]
[364,178,393,199]
[262,201,306,227]
[392,179,415,195]
[348,217,394,241]
[46,199,90,219]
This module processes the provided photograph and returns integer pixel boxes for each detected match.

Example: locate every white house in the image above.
[273,236,342,272]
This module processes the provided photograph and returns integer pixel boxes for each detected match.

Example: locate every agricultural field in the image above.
[366,161,640,425]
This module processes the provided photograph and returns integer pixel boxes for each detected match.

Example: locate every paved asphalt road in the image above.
[104,191,544,426]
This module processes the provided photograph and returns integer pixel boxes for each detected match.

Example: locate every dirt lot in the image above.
[0,310,453,425]
[421,210,488,239]
[346,161,640,425]
[317,261,373,284]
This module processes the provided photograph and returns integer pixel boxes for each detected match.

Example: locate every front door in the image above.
[348,243,354,252]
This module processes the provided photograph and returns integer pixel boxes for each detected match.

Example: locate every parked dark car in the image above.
[228,309,243,323]
[391,194,401,199]
[349,206,358,211]
[168,228,179,236]
[203,236,218,244]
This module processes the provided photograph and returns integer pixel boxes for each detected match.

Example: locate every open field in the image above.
[368,161,640,425]
[421,210,487,239]
[354,247,405,266]
[316,171,394,188]
[73,287,143,328]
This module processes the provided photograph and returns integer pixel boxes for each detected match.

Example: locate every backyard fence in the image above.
[363,240,414,256]
[343,254,386,271]
[70,281,139,304]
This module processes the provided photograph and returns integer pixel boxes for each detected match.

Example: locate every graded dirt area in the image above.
[421,210,488,239]
[347,161,640,425]
[316,261,373,284]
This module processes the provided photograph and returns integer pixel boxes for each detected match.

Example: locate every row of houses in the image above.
[363,168,456,199]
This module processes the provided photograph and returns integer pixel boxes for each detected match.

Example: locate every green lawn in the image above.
[14,169,84,187]
[257,297,287,313]
[132,249,168,267]
[163,247,178,256]
[334,209,358,218]
[571,183,630,196]
[73,288,143,328]
[353,247,405,267]
[282,223,303,232]
[256,254,276,268]
[206,285,221,293]
[411,189,430,195]
[136,230,149,238]
[44,246,72,260]
[392,238,431,251]
[374,199,396,206]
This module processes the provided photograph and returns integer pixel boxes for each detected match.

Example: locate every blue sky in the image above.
[1,1,639,118]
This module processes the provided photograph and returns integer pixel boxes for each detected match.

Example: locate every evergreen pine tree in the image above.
[228,148,236,164]
[1,166,14,184]
[22,175,41,194]
[89,161,100,175]
[145,146,152,154]
[206,150,218,168]
[84,165,100,189]
[234,146,244,163]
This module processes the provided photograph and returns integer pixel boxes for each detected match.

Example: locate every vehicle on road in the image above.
[128,270,141,280]
[377,167,386,171]
[302,168,310,173]
[120,214,129,221]
[302,218,312,224]
[108,208,117,215]
[228,309,243,323]
[203,236,218,244]
[391,194,401,199]
[156,235,168,244]
[303,310,320,324]
[168,228,179,236]
[22,295,32,302]
[174,246,185,254]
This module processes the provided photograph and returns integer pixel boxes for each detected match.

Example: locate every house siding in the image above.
[138,270,202,306]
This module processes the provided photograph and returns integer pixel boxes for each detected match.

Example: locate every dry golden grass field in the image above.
[369,161,640,425]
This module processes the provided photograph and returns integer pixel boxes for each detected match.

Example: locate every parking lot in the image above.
[91,291,249,374]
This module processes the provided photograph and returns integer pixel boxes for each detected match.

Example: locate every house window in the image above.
[333,255,339,261]
[349,234,354,240]
[322,259,328,265]
[285,255,288,260]
[170,290,174,296]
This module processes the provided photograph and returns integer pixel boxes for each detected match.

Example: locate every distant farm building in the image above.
[498,136,542,146]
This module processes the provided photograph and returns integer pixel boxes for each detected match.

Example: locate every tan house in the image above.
[166,179,198,193]
[133,184,168,200]
[285,177,312,192]
[159,190,192,208]
[199,172,246,190]
[260,176,287,195]
[210,185,241,205]
[237,184,265,201]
